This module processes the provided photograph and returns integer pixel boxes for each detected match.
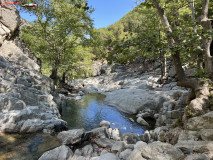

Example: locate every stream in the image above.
[0,94,145,160]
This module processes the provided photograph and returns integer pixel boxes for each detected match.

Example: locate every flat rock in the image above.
[95,138,115,148]
[57,129,85,145]
[104,89,169,114]
[175,141,213,153]
[127,142,183,160]
[184,153,210,160]
[84,127,109,140]
[39,145,73,160]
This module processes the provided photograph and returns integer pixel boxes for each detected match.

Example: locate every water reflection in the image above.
[62,94,145,134]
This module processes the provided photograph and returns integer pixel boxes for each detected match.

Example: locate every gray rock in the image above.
[134,141,147,149]
[119,149,132,160]
[171,110,184,119]
[125,144,134,150]
[186,111,213,130]
[95,138,115,148]
[175,141,213,153]
[76,156,86,160]
[39,145,73,160]
[57,129,84,145]
[99,153,119,160]
[100,150,109,155]
[184,153,210,160]
[122,133,140,144]
[99,120,110,128]
[178,130,200,142]
[127,142,183,160]
[168,66,176,77]
[84,127,109,140]
[140,130,151,143]
[104,89,169,114]
[136,117,149,126]
[82,144,93,157]
[111,128,122,141]
[111,141,125,152]
[200,129,213,141]
[70,149,82,160]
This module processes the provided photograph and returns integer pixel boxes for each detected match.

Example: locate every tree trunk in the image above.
[50,67,59,84]
[198,0,213,80]
[62,72,66,84]
[151,0,186,82]
[151,0,211,123]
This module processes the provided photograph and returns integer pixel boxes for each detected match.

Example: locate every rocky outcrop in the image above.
[0,0,20,42]
[39,123,185,160]
[0,2,67,133]
[39,145,73,160]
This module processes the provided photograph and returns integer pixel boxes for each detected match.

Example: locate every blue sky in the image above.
[19,0,137,29]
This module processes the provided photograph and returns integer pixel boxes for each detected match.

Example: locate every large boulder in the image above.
[127,142,183,160]
[0,1,20,35]
[57,129,85,145]
[186,111,213,130]
[104,89,170,114]
[39,145,73,160]
[0,40,40,71]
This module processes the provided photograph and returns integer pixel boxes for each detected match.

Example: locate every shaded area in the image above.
[61,94,145,134]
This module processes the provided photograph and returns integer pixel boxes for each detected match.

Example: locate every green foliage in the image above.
[20,0,95,83]
[194,69,207,78]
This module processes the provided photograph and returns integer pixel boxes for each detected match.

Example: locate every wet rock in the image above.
[99,120,110,128]
[39,145,73,160]
[57,129,84,145]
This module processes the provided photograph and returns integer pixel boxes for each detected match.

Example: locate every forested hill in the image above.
[95,1,213,65]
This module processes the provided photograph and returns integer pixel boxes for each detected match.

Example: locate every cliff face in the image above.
[0,2,67,133]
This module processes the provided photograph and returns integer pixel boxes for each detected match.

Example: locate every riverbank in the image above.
[56,61,213,160]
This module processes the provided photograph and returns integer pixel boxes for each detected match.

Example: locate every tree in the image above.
[21,0,94,84]
[150,0,213,120]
